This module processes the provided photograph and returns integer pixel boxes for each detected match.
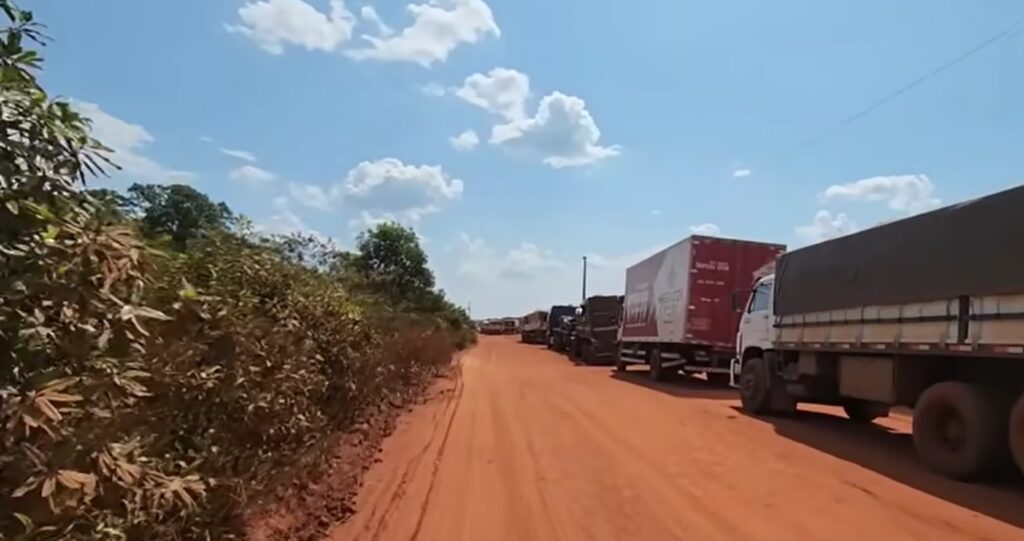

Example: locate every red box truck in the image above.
[617,235,785,384]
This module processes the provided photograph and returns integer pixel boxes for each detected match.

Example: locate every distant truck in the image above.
[732,185,1024,480]
[520,310,549,344]
[571,296,624,365]
[479,319,504,335]
[500,317,519,335]
[547,305,577,352]
[617,235,785,384]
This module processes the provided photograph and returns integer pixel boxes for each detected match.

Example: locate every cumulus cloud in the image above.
[733,168,752,178]
[289,158,463,223]
[689,223,721,235]
[455,67,529,121]
[490,92,620,168]
[796,210,857,243]
[226,0,356,54]
[342,158,463,221]
[219,147,257,162]
[821,174,940,213]
[449,129,479,151]
[288,182,335,211]
[456,234,562,281]
[72,100,192,184]
[229,165,276,186]
[257,196,324,238]
[346,0,499,67]
[360,5,393,36]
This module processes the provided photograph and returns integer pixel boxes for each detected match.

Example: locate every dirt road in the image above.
[328,336,1024,541]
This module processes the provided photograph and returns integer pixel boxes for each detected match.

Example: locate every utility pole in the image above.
[581,256,588,304]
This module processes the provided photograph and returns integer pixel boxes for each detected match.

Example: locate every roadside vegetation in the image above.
[0,3,473,539]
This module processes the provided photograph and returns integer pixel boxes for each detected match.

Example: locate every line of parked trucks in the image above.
[514,184,1024,482]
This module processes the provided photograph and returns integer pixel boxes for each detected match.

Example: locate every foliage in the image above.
[124,183,233,250]
[0,3,474,539]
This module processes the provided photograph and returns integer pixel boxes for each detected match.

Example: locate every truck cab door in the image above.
[742,278,774,350]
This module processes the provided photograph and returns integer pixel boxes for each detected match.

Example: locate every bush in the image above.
[0,4,473,539]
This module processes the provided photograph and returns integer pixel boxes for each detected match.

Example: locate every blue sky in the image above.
[30,0,1024,318]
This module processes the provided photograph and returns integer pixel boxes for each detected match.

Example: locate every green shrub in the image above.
[0,3,474,538]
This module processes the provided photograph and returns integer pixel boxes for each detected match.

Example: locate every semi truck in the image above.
[731,184,1024,480]
[520,310,549,344]
[618,235,786,384]
[571,295,624,365]
[547,305,577,352]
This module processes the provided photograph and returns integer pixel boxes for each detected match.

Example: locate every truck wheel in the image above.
[1011,393,1024,476]
[843,400,890,424]
[913,382,1002,480]
[740,356,795,415]
[649,348,666,382]
[706,373,732,386]
[739,358,771,414]
[614,352,627,372]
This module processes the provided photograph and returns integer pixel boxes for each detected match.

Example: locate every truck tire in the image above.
[739,357,771,413]
[740,356,795,415]
[912,382,1003,480]
[1011,393,1024,476]
[843,400,890,424]
[649,348,666,382]
[614,351,627,372]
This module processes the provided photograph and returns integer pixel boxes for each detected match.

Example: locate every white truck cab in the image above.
[729,275,774,386]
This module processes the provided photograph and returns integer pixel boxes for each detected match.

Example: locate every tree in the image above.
[83,187,130,224]
[348,222,435,304]
[126,183,233,249]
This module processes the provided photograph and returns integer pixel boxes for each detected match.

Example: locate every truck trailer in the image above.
[732,184,1024,480]
[520,310,549,344]
[618,235,785,383]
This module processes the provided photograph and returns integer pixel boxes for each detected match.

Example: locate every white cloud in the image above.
[346,0,499,67]
[796,210,857,243]
[219,147,257,162]
[229,165,276,185]
[226,0,356,54]
[689,223,721,235]
[455,67,529,121]
[820,174,940,213]
[491,92,620,168]
[449,129,480,151]
[360,5,393,36]
[733,168,752,178]
[289,158,463,223]
[420,82,446,97]
[456,234,562,281]
[341,158,463,222]
[73,100,192,184]
[289,182,335,211]
[199,135,214,143]
[257,196,323,238]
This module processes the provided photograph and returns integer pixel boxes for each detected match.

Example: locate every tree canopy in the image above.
[126,183,233,248]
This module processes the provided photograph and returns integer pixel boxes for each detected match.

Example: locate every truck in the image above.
[547,305,577,352]
[732,184,1024,480]
[617,235,786,384]
[520,310,549,344]
[571,295,624,365]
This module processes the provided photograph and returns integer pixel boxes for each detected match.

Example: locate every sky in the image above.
[28,0,1024,318]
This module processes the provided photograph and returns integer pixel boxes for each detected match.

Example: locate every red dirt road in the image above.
[328,336,1024,541]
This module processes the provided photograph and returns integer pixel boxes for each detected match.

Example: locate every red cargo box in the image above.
[622,236,785,349]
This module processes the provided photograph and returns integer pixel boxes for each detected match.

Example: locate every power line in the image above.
[793,16,1024,153]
